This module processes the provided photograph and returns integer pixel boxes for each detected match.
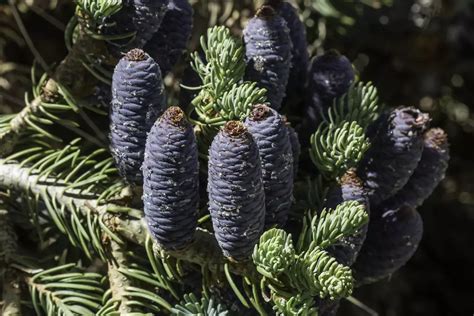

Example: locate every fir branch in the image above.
[0,161,256,278]
[188,26,267,154]
[310,120,370,178]
[106,240,140,315]
[327,81,381,129]
[311,201,368,249]
[2,269,22,316]
[0,24,111,156]
[272,292,317,316]
[76,0,122,22]
[0,207,17,274]
[171,293,230,316]
[26,263,104,315]
[1,203,21,316]
[297,201,368,252]
[288,246,353,300]
[0,96,43,156]
[252,229,295,280]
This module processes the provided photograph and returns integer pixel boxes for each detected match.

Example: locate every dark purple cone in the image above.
[143,107,199,250]
[357,106,430,208]
[244,105,294,228]
[382,128,450,210]
[274,1,309,105]
[144,0,193,76]
[304,50,354,129]
[105,0,169,55]
[110,49,166,185]
[244,6,292,111]
[324,169,370,266]
[208,121,266,260]
[284,117,301,179]
[353,206,423,286]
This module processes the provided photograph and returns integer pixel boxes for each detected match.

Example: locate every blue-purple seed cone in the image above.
[144,0,193,76]
[110,49,166,185]
[382,128,450,210]
[353,205,423,286]
[305,51,355,126]
[143,106,199,250]
[105,0,169,55]
[324,169,370,266]
[279,2,309,103]
[244,6,292,111]
[245,105,294,228]
[208,121,266,260]
[357,106,430,207]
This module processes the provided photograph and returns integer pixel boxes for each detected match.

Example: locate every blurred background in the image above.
[1,0,473,315]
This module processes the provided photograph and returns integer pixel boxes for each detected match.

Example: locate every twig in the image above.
[0,205,21,316]
[0,161,257,279]
[107,240,136,315]
[1,270,22,316]
[0,95,42,156]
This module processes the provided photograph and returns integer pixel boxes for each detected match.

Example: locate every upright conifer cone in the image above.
[383,128,450,210]
[208,121,266,260]
[245,105,294,228]
[144,0,193,76]
[324,169,370,266]
[357,106,430,207]
[106,0,169,54]
[267,0,309,104]
[143,107,199,250]
[110,49,166,185]
[244,5,292,111]
[305,51,354,128]
[353,206,423,285]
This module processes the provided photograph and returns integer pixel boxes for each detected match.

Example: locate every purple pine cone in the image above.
[106,0,169,55]
[244,6,292,111]
[208,121,266,260]
[324,169,370,266]
[268,1,309,104]
[357,107,430,207]
[144,0,193,76]
[143,107,199,250]
[245,105,294,228]
[110,49,166,185]
[305,50,354,125]
[353,206,423,286]
[382,128,450,210]
[284,117,301,178]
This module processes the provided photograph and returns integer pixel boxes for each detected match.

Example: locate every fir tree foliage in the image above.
[309,81,382,179]
[188,26,267,155]
[172,293,230,316]
[76,0,122,21]
[0,1,449,315]
[253,229,296,279]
